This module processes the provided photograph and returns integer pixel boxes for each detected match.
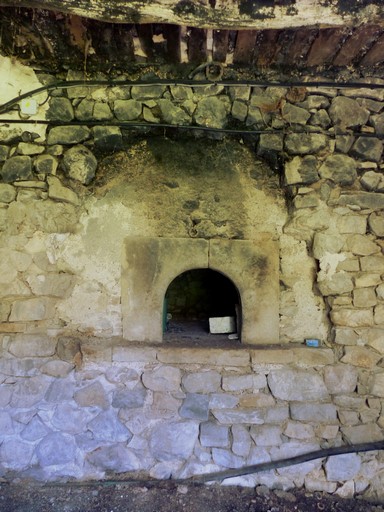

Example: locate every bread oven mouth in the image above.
[121,236,279,345]
[163,268,241,343]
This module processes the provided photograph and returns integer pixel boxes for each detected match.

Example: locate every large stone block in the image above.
[8,334,56,358]
[182,370,221,393]
[36,432,77,466]
[268,369,329,401]
[0,156,32,182]
[179,393,210,421]
[318,154,357,185]
[87,444,140,472]
[62,145,97,185]
[331,308,373,328]
[325,453,361,481]
[340,346,381,368]
[47,126,90,145]
[323,365,358,394]
[211,408,265,425]
[142,366,181,392]
[341,424,384,444]
[74,381,109,409]
[149,421,199,461]
[200,421,229,448]
[329,96,369,127]
[290,403,337,423]
[346,234,380,256]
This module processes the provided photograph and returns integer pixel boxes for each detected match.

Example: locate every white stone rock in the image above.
[142,366,181,392]
[268,369,329,401]
[323,365,358,394]
[149,421,199,461]
[182,370,221,393]
[325,453,361,481]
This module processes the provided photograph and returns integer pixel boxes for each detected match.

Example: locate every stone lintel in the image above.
[156,347,250,367]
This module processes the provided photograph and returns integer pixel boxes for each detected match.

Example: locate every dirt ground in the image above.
[1,480,384,512]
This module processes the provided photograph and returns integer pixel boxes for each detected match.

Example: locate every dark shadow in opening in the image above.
[163,268,241,344]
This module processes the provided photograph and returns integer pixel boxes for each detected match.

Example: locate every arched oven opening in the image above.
[163,268,241,343]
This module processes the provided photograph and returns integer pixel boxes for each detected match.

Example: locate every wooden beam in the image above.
[0,1,383,29]
[333,25,383,66]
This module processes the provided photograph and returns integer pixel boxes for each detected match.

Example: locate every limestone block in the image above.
[40,360,74,377]
[45,379,75,403]
[353,287,377,308]
[361,255,384,272]
[200,421,229,448]
[231,100,248,122]
[345,234,380,256]
[149,392,182,419]
[325,453,361,482]
[0,155,33,182]
[131,85,166,100]
[114,99,142,120]
[0,438,34,471]
[291,348,334,367]
[337,257,359,272]
[354,273,382,288]
[268,369,329,401]
[74,381,109,409]
[341,423,384,444]
[239,393,275,408]
[250,424,282,446]
[337,215,366,234]
[211,408,265,425]
[315,425,339,440]
[209,393,239,409]
[309,109,331,128]
[335,481,355,499]
[212,448,244,468]
[56,336,82,364]
[10,375,51,408]
[47,126,90,145]
[179,393,210,421]
[284,155,319,185]
[312,232,344,260]
[290,403,337,423]
[375,304,384,325]
[51,401,95,434]
[317,272,354,296]
[157,99,191,125]
[182,370,221,393]
[87,411,132,442]
[351,137,383,163]
[329,96,369,127]
[284,421,315,440]
[369,212,384,237]
[36,432,77,466]
[0,184,16,203]
[62,145,97,185]
[194,96,227,129]
[222,373,266,392]
[323,365,358,394]
[331,308,373,328]
[26,272,74,298]
[8,334,56,358]
[231,424,252,457]
[9,297,55,322]
[92,126,122,151]
[158,347,250,366]
[0,385,13,407]
[93,102,113,121]
[293,193,319,209]
[361,170,383,191]
[305,473,337,493]
[338,191,384,212]
[265,405,289,424]
[142,366,181,392]
[34,154,58,175]
[318,154,357,185]
[149,421,199,461]
[370,371,384,397]
[21,414,51,442]
[333,395,365,409]
[112,346,157,362]
[47,175,79,205]
[87,444,140,472]
[341,346,381,368]
[284,133,328,155]
[47,97,74,121]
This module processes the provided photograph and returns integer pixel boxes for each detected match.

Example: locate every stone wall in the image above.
[1,56,384,498]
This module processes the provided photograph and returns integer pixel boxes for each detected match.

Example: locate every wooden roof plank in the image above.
[359,32,384,67]
[233,30,257,65]
[332,24,383,66]
[306,27,350,67]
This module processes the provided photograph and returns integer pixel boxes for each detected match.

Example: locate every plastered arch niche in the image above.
[121,236,279,344]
